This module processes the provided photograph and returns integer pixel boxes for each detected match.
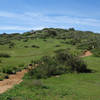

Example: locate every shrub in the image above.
[91,49,100,57]
[2,66,18,74]
[0,53,10,58]
[55,49,88,73]
[31,45,40,48]
[0,60,2,63]
[18,63,25,70]
[30,59,34,64]
[23,39,28,42]
[55,45,61,47]
[28,49,89,79]
[43,39,47,42]
[28,57,65,79]
[24,46,28,48]
[0,73,9,81]
[9,42,15,48]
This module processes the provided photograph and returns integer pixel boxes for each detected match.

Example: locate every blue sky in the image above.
[0,0,100,33]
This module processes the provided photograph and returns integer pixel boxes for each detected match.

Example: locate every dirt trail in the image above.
[0,69,27,94]
[80,50,92,57]
[0,51,92,94]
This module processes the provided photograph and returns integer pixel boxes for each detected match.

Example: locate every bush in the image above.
[9,42,15,48]
[29,56,59,79]
[24,46,28,48]
[0,53,10,58]
[28,49,89,79]
[31,45,40,48]
[2,66,18,74]
[55,49,88,73]
[0,73,9,81]
[55,45,61,47]
[92,49,100,57]
[23,39,28,42]
[0,60,2,63]
[18,63,25,70]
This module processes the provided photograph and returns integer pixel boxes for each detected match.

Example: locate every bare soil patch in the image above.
[80,51,92,57]
[0,69,27,94]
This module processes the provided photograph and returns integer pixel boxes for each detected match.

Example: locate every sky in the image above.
[0,0,100,33]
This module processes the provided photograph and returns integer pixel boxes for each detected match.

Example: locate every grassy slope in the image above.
[0,38,77,68]
[0,37,100,100]
[0,56,100,100]
[0,38,80,80]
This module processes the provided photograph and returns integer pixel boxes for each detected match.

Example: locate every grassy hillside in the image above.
[0,56,100,100]
[0,31,83,80]
[0,28,100,100]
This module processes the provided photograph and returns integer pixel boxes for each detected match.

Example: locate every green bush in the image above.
[29,56,59,79]
[28,49,90,79]
[0,59,2,63]
[31,45,40,48]
[0,73,9,81]
[92,49,100,57]
[55,49,88,73]
[24,46,28,48]
[0,53,10,58]
[55,45,61,47]
[2,66,18,74]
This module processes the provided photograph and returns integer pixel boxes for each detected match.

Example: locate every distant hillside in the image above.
[1,28,100,51]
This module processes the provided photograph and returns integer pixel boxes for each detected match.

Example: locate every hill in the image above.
[0,28,100,100]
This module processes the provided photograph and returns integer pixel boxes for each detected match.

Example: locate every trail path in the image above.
[80,50,92,57]
[0,51,92,94]
[0,69,27,94]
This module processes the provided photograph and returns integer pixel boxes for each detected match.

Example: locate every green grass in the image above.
[0,38,99,100]
[0,73,8,81]
[0,56,100,100]
[0,38,80,74]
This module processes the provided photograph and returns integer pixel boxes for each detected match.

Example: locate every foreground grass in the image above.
[0,56,100,100]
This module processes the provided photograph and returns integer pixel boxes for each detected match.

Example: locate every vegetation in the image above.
[0,53,10,58]
[0,28,100,100]
[91,48,100,57]
[29,49,89,79]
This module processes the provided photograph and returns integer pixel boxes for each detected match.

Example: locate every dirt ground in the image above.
[80,50,92,57]
[0,69,27,94]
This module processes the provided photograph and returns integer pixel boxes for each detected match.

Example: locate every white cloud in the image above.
[0,26,44,31]
[0,11,100,31]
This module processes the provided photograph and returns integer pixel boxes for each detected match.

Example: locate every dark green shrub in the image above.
[28,57,64,79]
[0,73,9,81]
[30,59,34,64]
[18,63,25,70]
[9,42,15,48]
[28,49,89,79]
[31,45,40,48]
[5,75,9,79]
[24,46,28,48]
[23,39,28,42]
[43,39,47,42]
[0,60,2,63]
[55,49,88,73]
[55,45,61,47]
[2,66,18,74]
[92,49,100,57]
[0,53,10,58]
